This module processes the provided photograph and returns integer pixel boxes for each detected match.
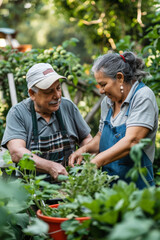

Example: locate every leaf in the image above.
[144,230,160,240]
[2,150,13,164]
[114,199,125,211]
[57,174,69,181]
[83,200,101,213]
[130,169,139,182]
[14,213,29,228]
[154,37,160,51]
[138,189,155,214]
[7,199,29,213]
[109,216,153,240]
[62,38,79,48]
[130,139,152,164]
[18,155,36,171]
[130,144,142,164]
[94,210,118,225]
[61,219,79,231]
[35,174,48,180]
[23,217,49,235]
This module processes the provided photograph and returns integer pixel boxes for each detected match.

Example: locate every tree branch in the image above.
[137,0,145,27]
[0,0,3,7]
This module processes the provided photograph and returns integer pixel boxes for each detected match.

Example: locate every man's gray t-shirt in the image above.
[99,81,159,163]
[2,97,91,152]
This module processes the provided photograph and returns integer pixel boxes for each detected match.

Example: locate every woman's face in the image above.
[95,71,123,102]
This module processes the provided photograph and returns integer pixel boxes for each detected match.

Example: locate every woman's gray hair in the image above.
[91,51,148,83]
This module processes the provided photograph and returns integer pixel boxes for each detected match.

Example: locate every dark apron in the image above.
[99,82,155,189]
[30,101,73,181]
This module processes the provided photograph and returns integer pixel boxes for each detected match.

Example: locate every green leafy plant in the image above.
[3,151,117,219]
[2,140,159,239]
[59,153,118,200]
[61,180,160,240]
[126,138,152,187]
[60,139,159,239]
[0,175,49,240]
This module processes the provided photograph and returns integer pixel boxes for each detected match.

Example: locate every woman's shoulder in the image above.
[133,84,158,112]
[136,85,156,101]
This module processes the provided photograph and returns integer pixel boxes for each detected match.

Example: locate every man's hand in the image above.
[48,161,68,179]
[7,139,68,179]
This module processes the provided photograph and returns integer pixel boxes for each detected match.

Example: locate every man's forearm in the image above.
[9,146,51,173]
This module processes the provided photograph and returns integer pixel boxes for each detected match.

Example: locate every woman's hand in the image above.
[68,148,85,167]
[69,132,101,167]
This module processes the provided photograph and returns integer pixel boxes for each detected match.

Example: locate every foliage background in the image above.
[0,0,160,162]
[0,2,160,239]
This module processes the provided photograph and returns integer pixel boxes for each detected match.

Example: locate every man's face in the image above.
[30,80,62,114]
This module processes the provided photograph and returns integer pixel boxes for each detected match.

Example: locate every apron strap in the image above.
[105,81,145,121]
[106,107,113,121]
[55,108,66,133]
[30,101,67,144]
[30,100,39,144]
[126,81,145,116]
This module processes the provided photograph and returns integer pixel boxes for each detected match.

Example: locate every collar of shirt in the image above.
[105,80,140,108]
[26,98,56,123]
[123,81,139,104]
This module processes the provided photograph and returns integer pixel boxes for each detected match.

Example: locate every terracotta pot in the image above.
[37,204,90,240]
[16,44,32,52]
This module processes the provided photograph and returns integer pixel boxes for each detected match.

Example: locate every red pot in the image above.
[37,204,90,240]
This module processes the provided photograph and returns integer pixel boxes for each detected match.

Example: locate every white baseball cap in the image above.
[26,63,66,89]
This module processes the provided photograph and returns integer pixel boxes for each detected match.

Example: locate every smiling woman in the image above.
[69,51,159,189]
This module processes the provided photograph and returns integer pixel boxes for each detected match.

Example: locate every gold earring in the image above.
[120,85,124,93]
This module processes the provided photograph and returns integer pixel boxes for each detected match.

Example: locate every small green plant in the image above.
[2,151,61,216]
[0,171,49,239]
[47,153,118,218]
[2,140,159,239]
[3,151,118,219]
[126,138,152,187]
[59,153,118,200]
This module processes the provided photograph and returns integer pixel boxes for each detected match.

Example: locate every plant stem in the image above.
[34,198,48,216]
[138,166,150,188]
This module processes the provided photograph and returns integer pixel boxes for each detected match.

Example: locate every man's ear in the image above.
[116,72,124,84]
[28,89,36,100]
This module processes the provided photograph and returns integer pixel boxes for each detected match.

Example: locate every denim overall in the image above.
[30,101,73,181]
[99,82,155,189]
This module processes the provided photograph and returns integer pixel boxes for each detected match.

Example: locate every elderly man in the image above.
[1,63,92,180]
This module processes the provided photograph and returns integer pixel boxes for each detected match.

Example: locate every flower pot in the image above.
[16,44,32,52]
[37,204,90,240]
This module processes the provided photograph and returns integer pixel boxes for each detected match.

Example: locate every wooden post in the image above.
[85,95,104,123]
[61,82,71,100]
[7,73,18,106]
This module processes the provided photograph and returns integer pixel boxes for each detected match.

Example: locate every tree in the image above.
[53,0,157,53]
[0,0,42,28]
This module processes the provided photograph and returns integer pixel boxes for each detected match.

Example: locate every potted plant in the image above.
[1,151,51,240]
[2,151,117,240]
[36,153,118,240]
[37,203,90,240]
